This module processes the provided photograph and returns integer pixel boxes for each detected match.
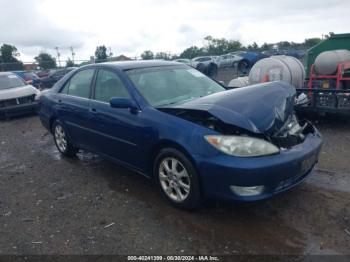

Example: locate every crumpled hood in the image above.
[0,85,39,100]
[169,81,296,135]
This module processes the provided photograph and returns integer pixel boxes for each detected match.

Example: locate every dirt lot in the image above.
[0,107,350,255]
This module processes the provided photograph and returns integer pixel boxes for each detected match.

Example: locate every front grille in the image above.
[0,95,35,108]
[0,98,17,108]
[18,95,35,104]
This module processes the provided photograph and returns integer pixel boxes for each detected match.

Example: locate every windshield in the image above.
[0,74,26,90]
[126,65,226,107]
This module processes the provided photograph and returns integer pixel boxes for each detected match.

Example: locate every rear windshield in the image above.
[0,74,26,90]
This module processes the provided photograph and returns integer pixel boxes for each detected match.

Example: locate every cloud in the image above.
[0,0,349,61]
[0,0,91,60]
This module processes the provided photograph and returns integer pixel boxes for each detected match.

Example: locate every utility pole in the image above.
[108,47,113,60]
[70,47,75,65]
[55,47,61,67]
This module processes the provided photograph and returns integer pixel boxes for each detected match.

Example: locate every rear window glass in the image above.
[196,57,211,62]
[60,69,95,99]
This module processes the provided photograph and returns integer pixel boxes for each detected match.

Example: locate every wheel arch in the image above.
[149,139,198,177]
[49,116,57,133]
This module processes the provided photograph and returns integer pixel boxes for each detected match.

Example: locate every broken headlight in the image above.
[205,135,280,157]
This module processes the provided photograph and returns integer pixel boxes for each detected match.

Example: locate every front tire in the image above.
[154,148,201,210]
[52,120,77,157]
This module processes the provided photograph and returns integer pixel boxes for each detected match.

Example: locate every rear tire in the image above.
[238,59,250,75]
[52,120,78,157]
[208,63,218,77]
[196,63,206,74]
[154,148,201,210]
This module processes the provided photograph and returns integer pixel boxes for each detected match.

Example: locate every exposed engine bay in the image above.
[159,107,315,149]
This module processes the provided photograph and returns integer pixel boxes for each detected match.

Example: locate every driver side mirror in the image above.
[110,97,139,112]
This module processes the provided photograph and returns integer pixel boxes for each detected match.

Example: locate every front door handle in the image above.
[90,108,97,113]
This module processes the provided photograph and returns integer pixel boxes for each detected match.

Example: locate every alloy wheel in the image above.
[54,125,67,153]
[159,157,191,202]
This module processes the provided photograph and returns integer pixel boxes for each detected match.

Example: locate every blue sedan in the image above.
[38,61,323,209]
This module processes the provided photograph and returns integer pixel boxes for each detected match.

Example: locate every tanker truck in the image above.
[296,33,350,115]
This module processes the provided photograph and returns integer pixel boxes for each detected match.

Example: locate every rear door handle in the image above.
[90,108,97,113]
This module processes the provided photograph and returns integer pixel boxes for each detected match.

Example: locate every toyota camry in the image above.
[38,61,323,209]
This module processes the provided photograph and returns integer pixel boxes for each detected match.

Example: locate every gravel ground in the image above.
[0,82,349,255]
[0,114,349,256]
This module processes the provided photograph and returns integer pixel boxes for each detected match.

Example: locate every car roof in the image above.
[193,56,213,60]
[97,60,181,70]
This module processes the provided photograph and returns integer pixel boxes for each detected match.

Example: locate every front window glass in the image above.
[126,66,225,107]
[0,74,26,90]
[94,69,130,103]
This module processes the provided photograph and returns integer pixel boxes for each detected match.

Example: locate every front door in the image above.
[88,68,144,169]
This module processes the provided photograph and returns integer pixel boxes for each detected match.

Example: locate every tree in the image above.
[155,52,170,60]
[227,40,242,53]
[277,41,292,51]
[95,45,108,62]
[179,46,204,59]
[325,32,335,39]
[304,38,322,48]
[0,44,23,71]
[261,43,269,50]
[66,58,75,67]
[34,52,57,69]
[202,36,242,55]
[248,42,259,50]
[141,50,154,60]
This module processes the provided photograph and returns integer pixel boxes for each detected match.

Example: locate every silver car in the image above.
[216,53,243,68]
[0,72,41,119]
[190,56,218,77]
[173,59,191,65]
[190,56,217,68]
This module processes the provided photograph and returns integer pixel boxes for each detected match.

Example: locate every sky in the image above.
[0,0,349,63]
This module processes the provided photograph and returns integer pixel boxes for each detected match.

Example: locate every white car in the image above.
[173,58,191,65]
[190,56,218,77]
[190,56,216,68]
[216,53,244,68]
[0,72,41,119]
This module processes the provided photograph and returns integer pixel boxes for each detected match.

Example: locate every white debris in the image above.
[104,222,115,228]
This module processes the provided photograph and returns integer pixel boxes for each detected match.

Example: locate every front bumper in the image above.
[0,101,38,118]
[196,130,323,202]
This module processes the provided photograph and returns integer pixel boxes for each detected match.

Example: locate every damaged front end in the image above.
[268,115,315,149]
[158,81,316,151]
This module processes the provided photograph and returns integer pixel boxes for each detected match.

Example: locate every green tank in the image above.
[307,33,350,76]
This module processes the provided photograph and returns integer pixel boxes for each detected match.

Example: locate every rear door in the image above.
[56,68,95,149]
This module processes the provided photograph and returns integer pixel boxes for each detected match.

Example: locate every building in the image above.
[109,55,133,61]
[23,63,39,71]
